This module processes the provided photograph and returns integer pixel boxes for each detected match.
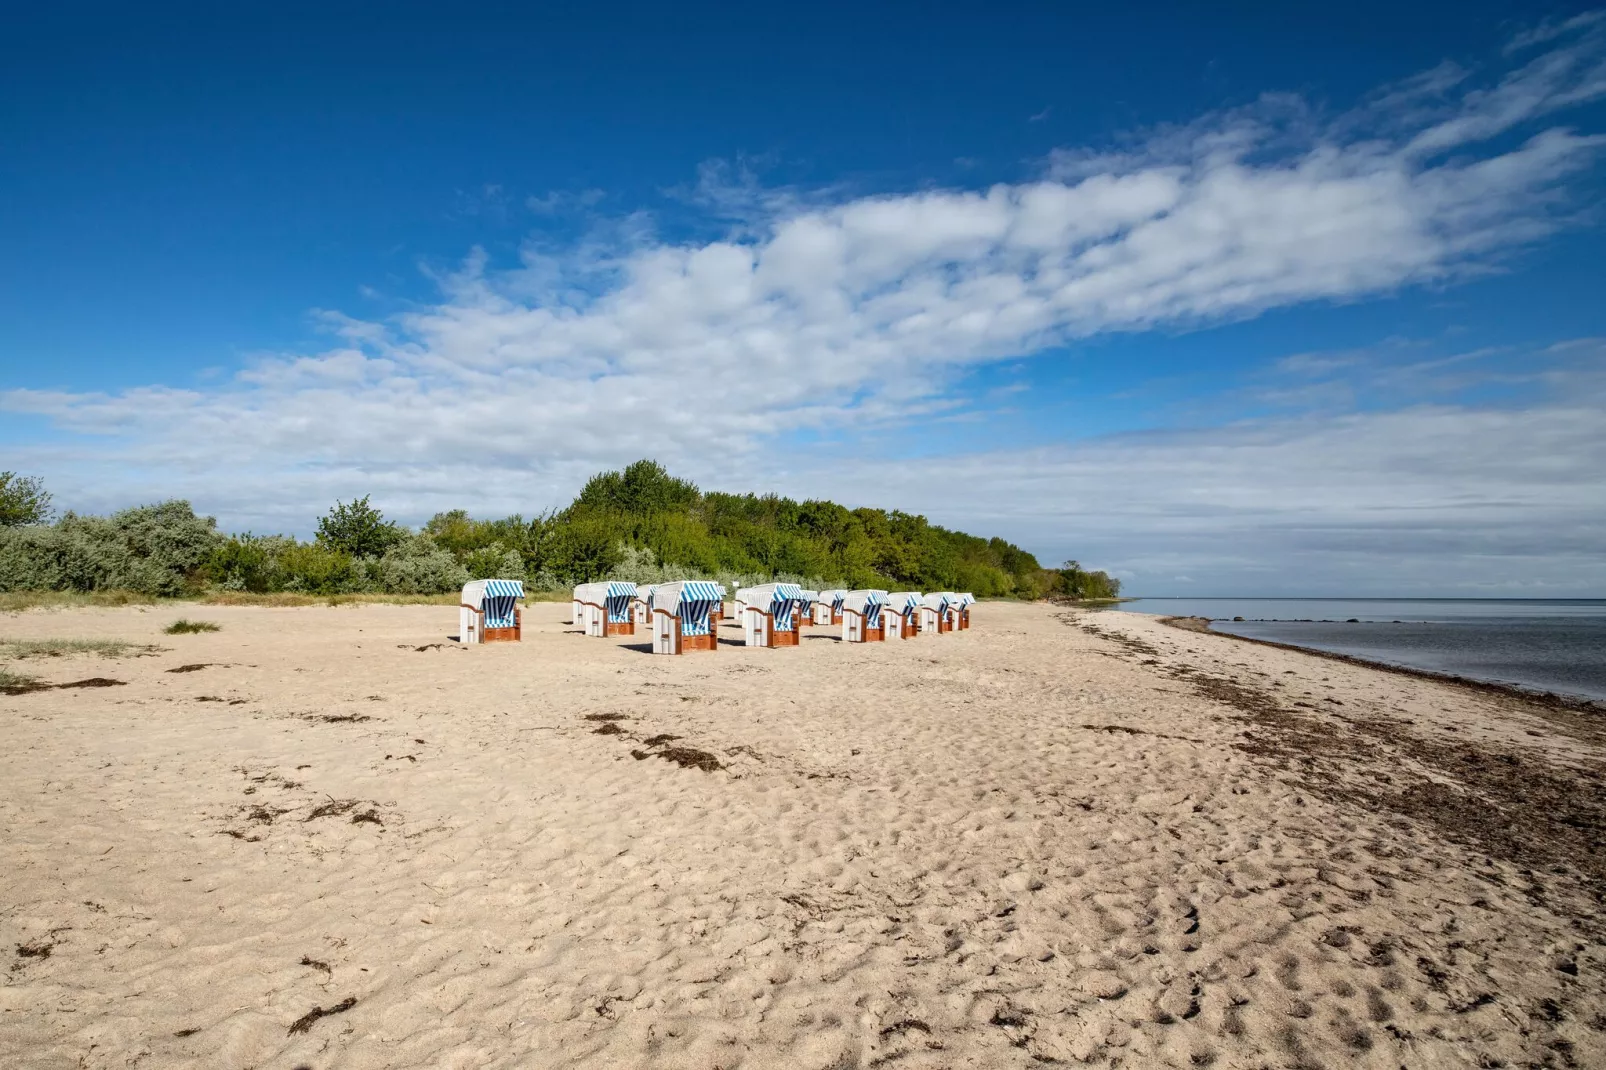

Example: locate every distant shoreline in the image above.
[1157,614,1606,713]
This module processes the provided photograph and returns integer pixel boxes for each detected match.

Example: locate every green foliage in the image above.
[164,619,220,634]
[0,472,53,526]
[0,460,1108,602]
[316,496,405,558]
[0,500,222,596]
[1055,560,1122,600]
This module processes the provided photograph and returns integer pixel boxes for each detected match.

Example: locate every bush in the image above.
[165,619,220,634]
[0,472,52,526]
[370,534,469,594]
[0,500,221,596]
[317,496,404,558]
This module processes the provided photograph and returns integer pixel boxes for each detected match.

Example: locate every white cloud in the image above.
[782,347,1606,595]
[4,19,1605,593]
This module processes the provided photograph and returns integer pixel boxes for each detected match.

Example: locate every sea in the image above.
[1110,598,1606,703]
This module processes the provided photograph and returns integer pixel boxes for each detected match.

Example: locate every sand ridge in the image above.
[1,601,1602,1068]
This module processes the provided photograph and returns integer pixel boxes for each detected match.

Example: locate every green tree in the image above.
[0,472,53,526]
[316,496,404,558]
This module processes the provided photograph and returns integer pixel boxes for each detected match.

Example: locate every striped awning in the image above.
[921,591,957,611]
[463,578,523,629]
[886,591,922,615]
[464,578,524,608]
[654,580,723,635]
[843,589,887,615]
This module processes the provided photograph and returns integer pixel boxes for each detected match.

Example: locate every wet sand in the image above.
[2,601,1602,1068]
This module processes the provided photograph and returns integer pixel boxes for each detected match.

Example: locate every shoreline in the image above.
[1157,613,1606,714]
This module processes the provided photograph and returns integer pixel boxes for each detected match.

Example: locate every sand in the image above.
[2,601,1603,1069]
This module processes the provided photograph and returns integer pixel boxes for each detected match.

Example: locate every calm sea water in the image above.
[1112,599,1606,703]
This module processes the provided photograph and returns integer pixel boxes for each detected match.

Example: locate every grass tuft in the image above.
[164,619,221,635]
[0,638,166,659]
[0,666,45,693]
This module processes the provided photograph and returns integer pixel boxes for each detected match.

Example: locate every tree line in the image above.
[0,463,1121,600]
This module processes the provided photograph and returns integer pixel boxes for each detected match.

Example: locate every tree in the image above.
[316,496,404,558]
[0,472,53,526]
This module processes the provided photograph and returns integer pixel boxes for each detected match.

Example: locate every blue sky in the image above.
[3,2,1604,595]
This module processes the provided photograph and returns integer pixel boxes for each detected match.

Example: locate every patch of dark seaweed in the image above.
[166,663,214,673]
[244,805,289,825]
[301,712,373,724]
[880,1019,932,1038]
[1076,621,1160,658]
[350,809,383,826]
[583,713,628,722]
[592,723,624,735]
[631,746,723,772]
[641,733,682,746]
[55,677,127,689]
[1155,636,1606,928]
[15,942,52,961]
[305,798,360,821]
[287,996,357,1035]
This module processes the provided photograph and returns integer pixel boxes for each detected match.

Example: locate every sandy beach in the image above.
[2,600,1603,1069]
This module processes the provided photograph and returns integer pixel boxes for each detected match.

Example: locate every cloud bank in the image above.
[5,20,1605,592]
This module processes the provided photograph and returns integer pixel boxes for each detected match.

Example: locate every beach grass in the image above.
[0,638,167,659]
[0,665,43,692]
[0,590,162,613]
[201,591,463,607]
[164,619,222,634]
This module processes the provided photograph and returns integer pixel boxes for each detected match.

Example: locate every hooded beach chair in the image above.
[632,584,658,625]
[841,589,888,643]
[737,583,805,647]
[919,592,959,634]
[574,581,638,637]
[884,592,922,639]
[796,589,819,627]
[651,580,724,654]
[956,592,975,630]
[815,589,847,625]
[460,579,524,644]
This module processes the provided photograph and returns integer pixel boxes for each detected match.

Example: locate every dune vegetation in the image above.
[0,462,1120,603]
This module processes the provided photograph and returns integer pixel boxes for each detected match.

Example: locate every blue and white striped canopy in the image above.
[463,578,524,628]
[655,580,723,635]
[843,589,887,620]
[603,581,637,622]
[741,582,803,630]
[886,591,922,617]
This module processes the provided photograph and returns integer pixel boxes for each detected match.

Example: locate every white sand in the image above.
[2,601,1602,1068]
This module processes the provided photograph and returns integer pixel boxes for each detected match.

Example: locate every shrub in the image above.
[0,500,221,596]
[316,496,405,558]
[370,534,469,594]
[0,472,53,526]
[165,619,220,634]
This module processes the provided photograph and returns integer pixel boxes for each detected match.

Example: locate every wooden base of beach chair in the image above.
[682,632,718,652]
[773,628,800,647]
[604,620,635,637]
[482,625,520,643]
[865,626,884,642]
